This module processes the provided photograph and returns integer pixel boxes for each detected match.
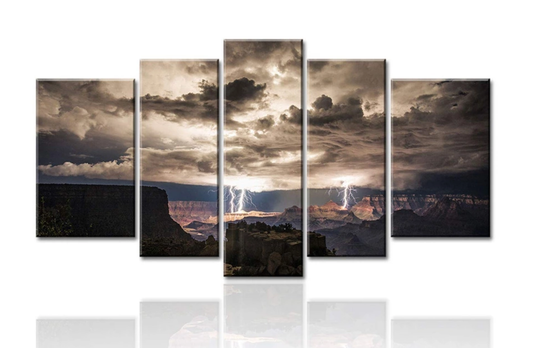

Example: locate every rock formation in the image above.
[350,195,385,220]
[225,220,302,276]
[392,194,488,215]
[168,201,218,225]
[392,196,489,237]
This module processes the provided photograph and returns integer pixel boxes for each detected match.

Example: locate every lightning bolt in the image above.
[226,186,256,214]
[228,186,236,214]
[339,181,357,209]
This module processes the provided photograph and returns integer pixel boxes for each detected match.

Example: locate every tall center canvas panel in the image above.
[140,60,219,256]
[224,40,303,276]
[307,60,386,256]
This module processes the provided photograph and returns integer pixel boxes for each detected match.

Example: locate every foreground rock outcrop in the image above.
[225,220,302,276]
[141,186,218,256]
[37,184,134,237]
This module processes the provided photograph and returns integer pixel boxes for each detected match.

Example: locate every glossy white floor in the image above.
[37,285,491,347]
[1,1,531,347]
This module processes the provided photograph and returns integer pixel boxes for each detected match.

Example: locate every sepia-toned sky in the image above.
[392,80,490,195]
[37,80,134,183]
[141,60,218,187]
[224,40,302,192]
[307,60,385,190]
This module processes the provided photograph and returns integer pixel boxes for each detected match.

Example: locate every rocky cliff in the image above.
[393,194,488,215]
[168,201,218,225]
[307,232,330,256]
[141,186,218,256]
[350,195,385,220]
[392,197,489,237]
[225,221,303,276]
[37,184,134,237]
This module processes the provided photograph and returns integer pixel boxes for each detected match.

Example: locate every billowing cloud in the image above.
[224,41,302,192]
[140,60,218,187]
[39,148,134,180]
[307,60,385,190]
[37,80,134,183]
[392,80,490,192]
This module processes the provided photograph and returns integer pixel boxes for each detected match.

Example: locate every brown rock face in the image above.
[37,184,134,237]
[350,195,385,220]
[168,201,218,225]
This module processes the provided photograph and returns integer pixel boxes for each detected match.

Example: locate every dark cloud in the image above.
[280,105,302,125]
[225,77,267,102]
[312,95,333,110]
[308,61,329,73]
[254,115,275,131]
[392,80,490,192]
[139,60,218,189]
[307,60,386,191]
[224,41,302,192]
[308,95,364,128]
[37,80,134,183]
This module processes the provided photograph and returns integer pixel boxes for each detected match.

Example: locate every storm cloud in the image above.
[37,79,134,183]
[224,40,302,192]
[392,79,490,193]
[307,60,385,190]
[140,60,218,187]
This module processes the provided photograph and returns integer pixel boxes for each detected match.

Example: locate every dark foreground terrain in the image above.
[225,220,303,276]
[37,184,134,237]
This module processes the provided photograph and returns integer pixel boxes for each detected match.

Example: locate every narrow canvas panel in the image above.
[307,60,386,256]
[36,79,135,237]
[224,284,303,347]
[223,40,303,276]
[140,60,219,256]
[37,319,135,348]
[392,79,490,237]
[141,302,218,347]
[308,302,386,347]
[392,319,490,348]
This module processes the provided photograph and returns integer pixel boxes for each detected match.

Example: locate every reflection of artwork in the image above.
[140,60,219,256]
[392,80,490,237]
[141,302,218,347]
[392,319,490,348]
[37,319,135,348]
[224,40,303,276]
[307,60,386,257]
[225,284,303,347]
[308,302,386,348]
[36,79,135,237]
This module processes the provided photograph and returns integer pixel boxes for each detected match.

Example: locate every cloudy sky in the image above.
[392,80,490,195]
[37,80,134,184]
[224,40,302,192]
[140,60,218,188]
[307,60,385,191]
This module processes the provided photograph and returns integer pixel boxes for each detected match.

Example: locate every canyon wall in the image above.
[168,201,217,225]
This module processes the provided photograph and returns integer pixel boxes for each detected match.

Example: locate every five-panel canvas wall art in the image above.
[36,39,491,276]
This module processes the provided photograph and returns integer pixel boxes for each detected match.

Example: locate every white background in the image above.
[1,0,531,346]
